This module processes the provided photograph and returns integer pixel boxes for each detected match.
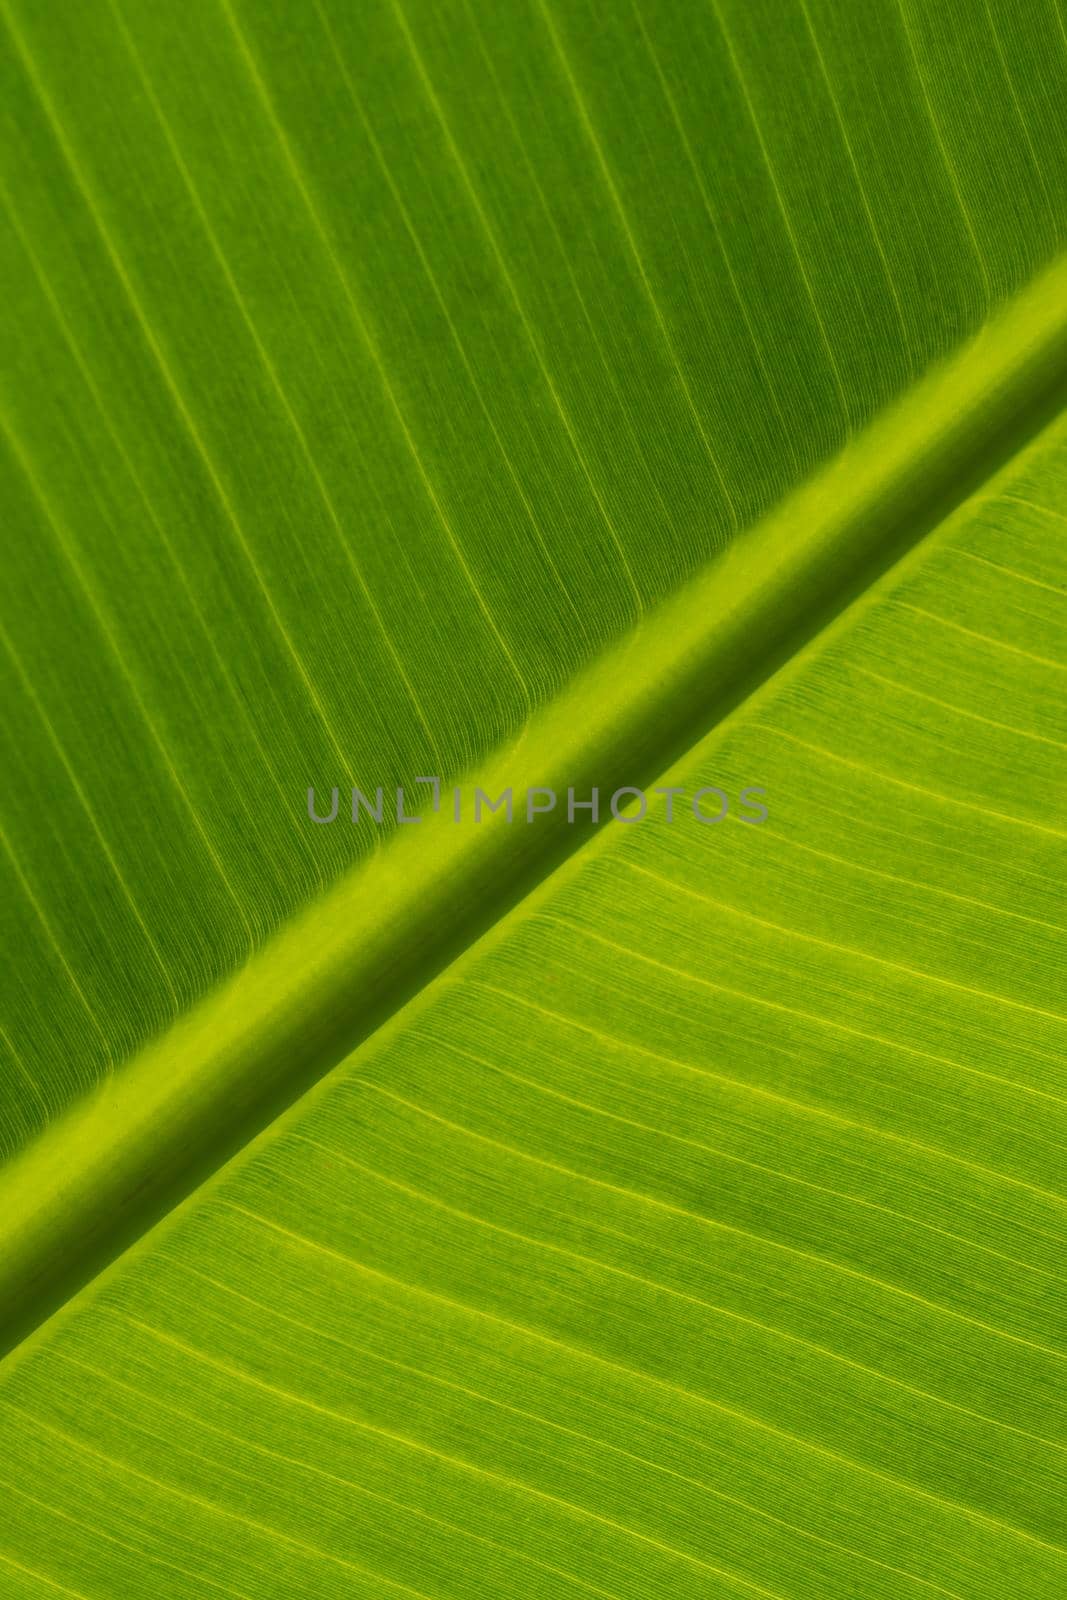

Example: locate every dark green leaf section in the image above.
[3,0,1067,1152]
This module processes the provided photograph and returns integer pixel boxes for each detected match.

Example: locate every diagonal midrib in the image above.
[3,250,1067,1366]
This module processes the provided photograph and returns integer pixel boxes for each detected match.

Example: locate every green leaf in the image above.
[1,1,1065,1597]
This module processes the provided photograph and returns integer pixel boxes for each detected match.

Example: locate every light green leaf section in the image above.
[2,410,1065,1600]
[2,0,1067,1596]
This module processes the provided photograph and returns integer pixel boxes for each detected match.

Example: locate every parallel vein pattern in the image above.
[3,0,1067,1148]
[1,402,1064,1599]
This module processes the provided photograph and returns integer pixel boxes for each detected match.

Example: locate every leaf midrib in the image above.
[3,249,1067,1366]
